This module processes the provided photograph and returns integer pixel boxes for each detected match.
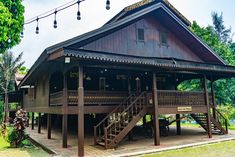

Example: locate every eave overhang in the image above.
[64,49,235,77]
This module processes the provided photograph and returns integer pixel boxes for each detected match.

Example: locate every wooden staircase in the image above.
[191,109,228,134]
[94,92,147,149]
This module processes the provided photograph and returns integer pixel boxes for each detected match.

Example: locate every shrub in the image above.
[0,109,29,147]
[217,104,235,126]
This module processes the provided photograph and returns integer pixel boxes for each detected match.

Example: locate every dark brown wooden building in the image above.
[19,0,235,156]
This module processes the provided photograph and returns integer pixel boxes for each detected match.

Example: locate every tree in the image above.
[211,12,232,43]
[179,11,235,105]
[18,66,28,75]
[191,21,234,64]
[0,51,24,122]
[0,0,24,53]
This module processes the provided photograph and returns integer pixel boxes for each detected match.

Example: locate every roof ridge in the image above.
[105,0,191,26]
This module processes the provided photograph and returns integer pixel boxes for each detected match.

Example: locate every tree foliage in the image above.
[0,51,24,121]
[0,0,24,53]
[179,12,235,105]
[0,51,24,93]
[211,12,232,43]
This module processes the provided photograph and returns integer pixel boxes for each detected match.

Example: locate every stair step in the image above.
[102,137,113,142]
[97,142,105,147]
[109,134,116,138]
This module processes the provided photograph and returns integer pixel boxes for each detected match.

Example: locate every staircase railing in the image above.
[104,91,147,146]
[213,108,228,134]
[94,93,136,145]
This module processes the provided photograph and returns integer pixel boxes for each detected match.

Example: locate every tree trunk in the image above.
[4,91,9,122]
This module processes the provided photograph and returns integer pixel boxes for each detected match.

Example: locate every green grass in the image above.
[141,140,235,157]
[0,136,9,148]
[0,136,51,157]
[171,122,235,130]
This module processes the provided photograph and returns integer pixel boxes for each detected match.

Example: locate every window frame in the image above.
[159,31,168,46]
[136,28,145,42]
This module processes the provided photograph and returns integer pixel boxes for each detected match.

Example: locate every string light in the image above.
[77,1,81,20]
[35,17,39,34]
[23,0,111,35]
[53,10,58,28]
[20,31,24,38]
[106,0,110,10]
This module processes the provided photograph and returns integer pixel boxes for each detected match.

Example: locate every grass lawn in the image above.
[141,140,235,157]
[0,136,51,157]
[171,122,235,130]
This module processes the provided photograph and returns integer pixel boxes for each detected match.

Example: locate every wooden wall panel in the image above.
[83,17,203,62]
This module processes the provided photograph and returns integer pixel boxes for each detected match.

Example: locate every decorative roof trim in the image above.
[64,49,235,74]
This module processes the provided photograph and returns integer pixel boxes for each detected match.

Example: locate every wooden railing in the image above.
[68,90,128,106]
[50,91,63,106]
[94,93,136,146]
[49,90,212,107]
[157,90,207,107]
[213,108,228,134]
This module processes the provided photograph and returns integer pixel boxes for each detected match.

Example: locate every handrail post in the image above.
[104,128,108,149]
[94,126,97,145]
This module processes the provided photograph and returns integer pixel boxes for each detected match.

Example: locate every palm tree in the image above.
[0,51,24,122]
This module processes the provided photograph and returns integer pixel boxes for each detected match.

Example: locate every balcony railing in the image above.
[49,90,212,107]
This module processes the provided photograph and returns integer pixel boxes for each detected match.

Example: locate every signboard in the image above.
[177,107,192,112]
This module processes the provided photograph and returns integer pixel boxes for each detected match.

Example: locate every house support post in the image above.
[176,114,181,135]
[153,72,160,146]
[47,114,51,139]
[31,112,34,130]
[143,115,146,129]
[203,76,212,138]
[62,71,68,148]
[78,65,84,157]
[38,113,41,133]
[211,81,217,121]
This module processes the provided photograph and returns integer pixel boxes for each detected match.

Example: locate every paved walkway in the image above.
[26,126,235,157]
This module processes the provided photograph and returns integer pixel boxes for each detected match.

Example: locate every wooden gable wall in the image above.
[82,16,203,63]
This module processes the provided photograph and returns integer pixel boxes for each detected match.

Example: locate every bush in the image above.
[217,104,235,126]
[0,109,29,147]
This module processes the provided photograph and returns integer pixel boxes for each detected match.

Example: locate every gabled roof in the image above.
[44,0,225,65]
[19,0,230,87]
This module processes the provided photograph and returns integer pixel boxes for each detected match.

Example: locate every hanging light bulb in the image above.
[20,25,24,38]
[20,31,24,38]
[54,10,58,28]
[36,17,39,34]
[106,0,110,10]
[77,1,81,20]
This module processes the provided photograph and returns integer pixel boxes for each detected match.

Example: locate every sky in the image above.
[12,0,235,68]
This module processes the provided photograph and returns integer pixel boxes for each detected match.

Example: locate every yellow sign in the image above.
[125,0,154,11]
[177,107,192,112]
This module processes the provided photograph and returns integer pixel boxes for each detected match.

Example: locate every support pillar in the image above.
[143,115,147,129]
[176,114,181,135]
[38,113,41,134]
[62,72,68,148]
[78,65,84,157]
[211,81,217,120]
[31,112,34,130]
[203,76,212,138]
[47,114,51,139]
[62,115,68,148]
[153,72,160,146]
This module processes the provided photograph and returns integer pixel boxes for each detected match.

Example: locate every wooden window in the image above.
[137,28,145,41]
[160,31,168,45]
